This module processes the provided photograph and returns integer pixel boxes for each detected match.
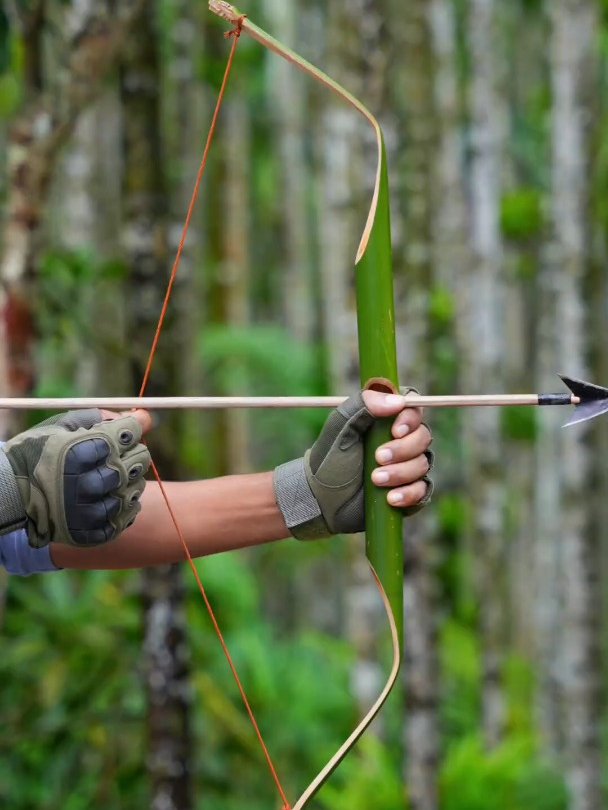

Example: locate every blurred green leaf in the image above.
[500,188,544,241]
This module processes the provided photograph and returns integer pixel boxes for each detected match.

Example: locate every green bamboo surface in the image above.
[356,138,404,650]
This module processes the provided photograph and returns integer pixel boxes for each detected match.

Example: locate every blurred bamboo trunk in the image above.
[389,0,440,806]
[429,0,470,301]
[0,0,143,434]
[120,3,192,807]
[499,5,546,665]
[543,3,601,808]
[200,25,252,477]
[165,0,206,462]
[264,0,314,345]
[1,5,52,431]
[465,0,508,750]
[50,88,125,395]
[221,97,252,474]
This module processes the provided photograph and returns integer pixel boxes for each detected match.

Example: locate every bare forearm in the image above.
[51,472,290,570]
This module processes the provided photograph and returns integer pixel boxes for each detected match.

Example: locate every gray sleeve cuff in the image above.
[0,531,59,575]
[0,450,26,535]
[273,458,329,541]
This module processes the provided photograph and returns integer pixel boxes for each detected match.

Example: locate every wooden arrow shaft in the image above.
[0,393,579,410]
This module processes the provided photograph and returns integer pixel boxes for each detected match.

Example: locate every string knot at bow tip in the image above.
[225,14,246,38]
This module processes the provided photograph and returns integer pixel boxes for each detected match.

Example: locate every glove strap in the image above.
[273,457,329,541]
[0,451,26,535]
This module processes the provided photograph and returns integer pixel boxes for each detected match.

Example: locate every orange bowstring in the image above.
[138,16,291,810]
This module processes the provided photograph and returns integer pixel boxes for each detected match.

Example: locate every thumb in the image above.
[100,409,153,435]
[128,409,153,435]
[362,390,408,417]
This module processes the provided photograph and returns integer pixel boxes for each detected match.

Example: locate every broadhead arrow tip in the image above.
[560,374,608,427]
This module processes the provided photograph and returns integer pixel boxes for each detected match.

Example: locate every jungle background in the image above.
[0,0,606,808]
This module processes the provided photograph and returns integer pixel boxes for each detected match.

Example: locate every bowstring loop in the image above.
[225,14,246,38]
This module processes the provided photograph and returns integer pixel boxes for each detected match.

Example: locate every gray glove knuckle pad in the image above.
[121,445,152,481]
[99,416,143,451]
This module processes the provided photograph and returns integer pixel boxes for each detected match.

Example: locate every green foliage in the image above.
[38,249,126,338]
[198,325,327,467]
[33,250,127,421]
[440,618,482,740]
[0,13,23,113]
[513,253,539,281]
[591,111,608,230]
[320,737,405,810]
[437,495,469,542]
[501,405,538,443]
[438,614,567,810]
[0,571,147,809]
[438,616,567,810]
[0,72,21,115]
[516,0,545,13]
[440,735,567,810]
[429,285,456,328]
[0,6,8,74]
[500,189,544,241]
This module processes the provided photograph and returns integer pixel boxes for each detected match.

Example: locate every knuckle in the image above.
[402,485,422,507]
[404,409,422,426]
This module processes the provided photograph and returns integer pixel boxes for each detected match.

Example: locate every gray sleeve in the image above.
[0,529,60,575]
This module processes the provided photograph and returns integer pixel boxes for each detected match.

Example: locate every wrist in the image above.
[273,457,330,541]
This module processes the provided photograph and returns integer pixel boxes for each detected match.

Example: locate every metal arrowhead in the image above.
[559,374,608,427]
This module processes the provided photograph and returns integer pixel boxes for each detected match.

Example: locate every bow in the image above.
[208,4,403,807]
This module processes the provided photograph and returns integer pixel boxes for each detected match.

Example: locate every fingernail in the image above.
[377,449,393,464]
[395,425,410,438]
[389,492,404,505]
[385,395,404,407]
[372,471,390,484]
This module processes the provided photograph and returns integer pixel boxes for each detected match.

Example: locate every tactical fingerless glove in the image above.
[0,411,151,548]
[274,391,433,541]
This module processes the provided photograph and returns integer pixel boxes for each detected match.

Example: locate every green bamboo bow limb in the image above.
[209,3,403,806]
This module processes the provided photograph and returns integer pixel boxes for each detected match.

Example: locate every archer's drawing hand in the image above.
[273,389,433,540]
[0,409,151,548]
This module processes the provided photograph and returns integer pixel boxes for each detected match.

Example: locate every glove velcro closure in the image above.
[273,458,330,541]
[0,451,27,534]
